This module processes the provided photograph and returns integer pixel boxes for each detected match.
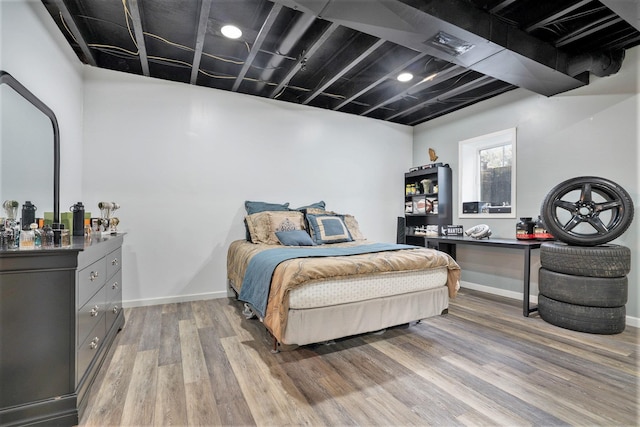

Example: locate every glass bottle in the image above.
[61,228,71,247]
[19,226,35,249]
[42,224,54,248]
[31,223,42,247]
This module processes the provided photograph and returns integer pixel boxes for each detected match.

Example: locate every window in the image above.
[459,128,516,218]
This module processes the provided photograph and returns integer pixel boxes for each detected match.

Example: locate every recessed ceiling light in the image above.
[397,72,413,82]
[221,25,242,39]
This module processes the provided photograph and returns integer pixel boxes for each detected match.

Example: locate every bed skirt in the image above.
[281,286,448,345]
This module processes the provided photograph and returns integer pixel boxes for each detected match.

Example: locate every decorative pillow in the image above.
[293,201,326,211]
[303,208,366,241]
[276,230,315,246]
[306,213,352,244]
[304,207,331,215]
[246,211,305,245]
[343,214,366,240]
[245,200,290,215]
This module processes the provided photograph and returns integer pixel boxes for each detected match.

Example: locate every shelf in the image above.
[403,166,452,249]
[405,193,439,198]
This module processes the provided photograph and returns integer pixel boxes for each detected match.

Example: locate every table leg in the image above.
[523,246,537,317]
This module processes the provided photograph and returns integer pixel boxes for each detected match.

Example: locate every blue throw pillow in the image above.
[293,201,326,211]
[245,200,290,215]
[306,214,353,244]
[276,230,315,246]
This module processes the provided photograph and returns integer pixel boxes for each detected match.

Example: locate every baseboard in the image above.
[123,290,228,308]
[460,281,640,329]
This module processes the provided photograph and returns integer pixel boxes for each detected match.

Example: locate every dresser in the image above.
[0,234,125,426]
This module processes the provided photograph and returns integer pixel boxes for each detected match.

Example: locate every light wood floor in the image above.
[80,289,639,426]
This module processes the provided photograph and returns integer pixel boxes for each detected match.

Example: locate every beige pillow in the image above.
[343,214,366,240]
[246,211,306,245]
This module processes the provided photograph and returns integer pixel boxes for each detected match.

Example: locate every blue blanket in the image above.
[238,243,415,318]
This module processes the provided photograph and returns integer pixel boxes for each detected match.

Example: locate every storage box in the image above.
[46,211,91,229]
[440,225,464,236]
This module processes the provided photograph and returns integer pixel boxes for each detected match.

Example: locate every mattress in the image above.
[288,267,448,309]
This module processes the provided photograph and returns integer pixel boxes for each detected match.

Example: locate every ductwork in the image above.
[567,50,626,78]
[270,0,628,97]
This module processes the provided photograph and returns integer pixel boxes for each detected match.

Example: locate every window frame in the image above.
[458,127,517,219]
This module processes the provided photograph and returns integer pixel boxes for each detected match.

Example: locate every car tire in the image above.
[541,176,634,246]
[538,295,625,334]
[538,268,627,307]
[540,241,630,277]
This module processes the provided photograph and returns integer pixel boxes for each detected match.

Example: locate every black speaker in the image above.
[396,217,406,244]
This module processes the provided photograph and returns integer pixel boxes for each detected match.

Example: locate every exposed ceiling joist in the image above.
[232,3,283,92]
[190,0,213,84]
[333,51,429,111]
[599,0,640,31]
[54,0,96,66]
[269,22,340,98]
[525,0,593,32]
[301,39,386,105]
[361,65,466,116]
[126,0,149,77]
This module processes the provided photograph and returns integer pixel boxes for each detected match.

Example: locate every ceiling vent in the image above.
[425,31,475,57]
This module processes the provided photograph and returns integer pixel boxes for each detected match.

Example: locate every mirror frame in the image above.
[0,70,60,223]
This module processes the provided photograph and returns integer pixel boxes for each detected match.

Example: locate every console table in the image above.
[424,235,542,317]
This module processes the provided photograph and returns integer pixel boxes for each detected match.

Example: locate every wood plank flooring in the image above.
[80,289,639,426]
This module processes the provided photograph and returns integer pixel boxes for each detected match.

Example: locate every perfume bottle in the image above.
[31,223,42,247]
[19,226,35,249]
[42,224,54,248]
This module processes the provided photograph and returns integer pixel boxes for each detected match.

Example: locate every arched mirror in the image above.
[0,71,60,224]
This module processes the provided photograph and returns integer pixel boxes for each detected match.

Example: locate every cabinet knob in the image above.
[89,336,99,350]
[112,282,119,290]
[111,258,119,266]
[89,271,99,281]
[112,305,120,314]
[90,305,99,317]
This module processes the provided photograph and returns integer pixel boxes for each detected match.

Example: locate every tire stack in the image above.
[538,177,634,334]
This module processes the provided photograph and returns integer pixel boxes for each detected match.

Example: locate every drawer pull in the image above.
[112,305,120,314]
[90,305,99,317]
[89,336,100,350]
[111,258,119,266]
[89,271,99,281]
[112,282,119,290]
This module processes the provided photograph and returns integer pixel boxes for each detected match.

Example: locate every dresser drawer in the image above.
[105,269,122,304]
[105,247,122,281]
[106,290,122,331]
[77,316,106,381]
[106,268,122,330]
[78,286,106,347]
[78,258,106,307]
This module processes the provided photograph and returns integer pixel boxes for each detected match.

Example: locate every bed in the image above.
[227,201,461,351]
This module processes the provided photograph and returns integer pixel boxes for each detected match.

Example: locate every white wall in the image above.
[1,0,84,208]
[82,68,413,306]
[414,46,640,322]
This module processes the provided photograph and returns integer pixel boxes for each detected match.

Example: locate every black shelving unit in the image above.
[402,165,452,247]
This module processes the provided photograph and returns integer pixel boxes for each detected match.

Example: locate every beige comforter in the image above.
[227,240,461,342]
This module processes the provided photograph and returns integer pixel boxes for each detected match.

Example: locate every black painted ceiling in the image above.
[42,0,640,126]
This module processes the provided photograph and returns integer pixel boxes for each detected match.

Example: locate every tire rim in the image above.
[547,179,628,242]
